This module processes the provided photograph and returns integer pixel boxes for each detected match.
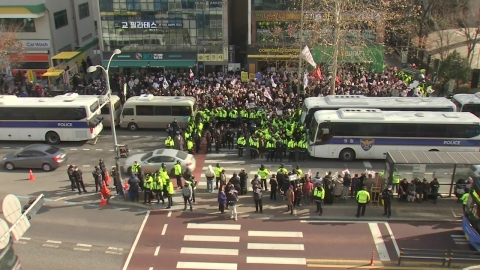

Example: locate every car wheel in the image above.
[128,123,138,131]
[339,148,356,162]
[4,162,14,170]
[42,163,52,172]
[45,131,60,144]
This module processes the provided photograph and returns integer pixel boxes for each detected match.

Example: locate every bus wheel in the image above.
[339,148,356,162]
[127,123,138,131]
[45,132,60,144]
[429,149,439,152]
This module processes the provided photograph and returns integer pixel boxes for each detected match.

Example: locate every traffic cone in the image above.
[369,251,375,266]
[99,194,107,207]
[101,182,111,196]
[29,170,35,181]
[105,172,111,183]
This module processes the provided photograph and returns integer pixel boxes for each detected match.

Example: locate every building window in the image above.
[99,0,114,12]
[54,10,68,29]
[126,0,141,11]
[78,3,90,20]
[0,18,36,32]
[59,44,72,53]
[82,33,92,42]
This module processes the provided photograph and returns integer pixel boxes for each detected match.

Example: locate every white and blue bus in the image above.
[452,92,480,117]
[308,109,480,161]
[54,94,122,127]
[301,95,457,126]
[0,94,103,144]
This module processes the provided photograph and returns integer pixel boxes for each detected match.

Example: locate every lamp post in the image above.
[87,49,123,196]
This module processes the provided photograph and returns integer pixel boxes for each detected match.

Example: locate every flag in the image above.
[303,70,309,88]
[271,76,277,88]
[300,46,317,68]
[230,78,237,85]
[189,69,194,78]
[264,90,273,101]
[335,76,340,85]
[312,67,322,81]
[163,80,169,89]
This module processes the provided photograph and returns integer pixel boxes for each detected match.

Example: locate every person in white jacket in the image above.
[205,165,215,193]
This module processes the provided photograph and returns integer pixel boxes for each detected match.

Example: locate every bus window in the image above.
[136,105,155,115]
[462,104,480,117]
[154,106,171,115]
[172,106,192,116]
[122,108,134,116]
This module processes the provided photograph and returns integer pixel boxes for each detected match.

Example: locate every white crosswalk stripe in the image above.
[175,223,306,269]
[451,234,470,245]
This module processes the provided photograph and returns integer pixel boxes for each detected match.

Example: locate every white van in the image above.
[120,94,197,131]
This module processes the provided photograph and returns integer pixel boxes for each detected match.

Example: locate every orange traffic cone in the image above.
[29,170,35,181]
[105,172,111,183]
[99,194,107,207]
[124,180,130,191]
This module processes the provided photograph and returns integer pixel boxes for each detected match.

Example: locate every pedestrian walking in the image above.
[73,166,87,195]
[204,165,215,193]
[127,174,140,202]
[303,179,313,205]
[286,185,295,215]
[356,186,370,218]
[182,182,193,211]
[313,184,325,216]
[174,161,182,189]
[253,184,263,213]
[269,175,278,200]
[227,189,239,221]
[381,186,394,218]
[92,166,103,192]
[166,179,174,209]
[67,165,77,191]
[218,185,227,214]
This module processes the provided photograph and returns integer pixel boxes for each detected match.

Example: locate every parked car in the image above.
[122,149,196,176]
[1,144,68,172]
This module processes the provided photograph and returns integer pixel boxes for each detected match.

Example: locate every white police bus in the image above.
[308,109,480,161]
[301,95,456,126]
[0,93,103,144]
[451,92,480,117]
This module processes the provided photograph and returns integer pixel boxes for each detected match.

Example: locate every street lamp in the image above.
[87,48,123,195]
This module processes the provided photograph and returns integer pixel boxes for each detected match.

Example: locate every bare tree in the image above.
[0,21,24,91]
[457,0,480,65]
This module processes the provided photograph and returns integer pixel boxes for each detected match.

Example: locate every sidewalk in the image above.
[108,190,463,222]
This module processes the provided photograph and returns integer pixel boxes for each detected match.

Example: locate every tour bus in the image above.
[0,94,103,144]
[55,94,122,127]
[301,95,457,126]
[308,109,480,161]
[452,92,480,117]
[463,178,480,251]
[120,94,197,131]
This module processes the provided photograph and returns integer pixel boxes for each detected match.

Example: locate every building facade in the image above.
[246,0,385,74]
[95,0,229,74]
[1,1,98,79]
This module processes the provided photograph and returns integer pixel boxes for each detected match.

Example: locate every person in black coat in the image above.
[239,169,248,195]
[323,172,333,205]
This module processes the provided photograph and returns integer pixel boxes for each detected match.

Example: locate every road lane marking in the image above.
[42,244,59,248]
[108,247,124,251]
[154,246,160,256]
[167,211,172,217]
[149,268,153,270]
[187,223,241,230]
[384,223,400,257]
[121,210,150,270]
[96,149,103,151]
[109,149,114,151]
[133,136,140,138]
[82,165,91,167]
[202,167,245,171]
[16,241,27,244]
[74,248,90,251]
[161,224,168,235]
[301,220,373,224]
[248,231,303,238]
[20,237,31,240]
[363,161,372,168]
[368,223,390,261]
[2,147,10,149]
[76,244,92,248]
[177,262,237,270]
[46,240,62,244]
[82,149,90,151]
[181,247,239,256]
[247,243,304,251]
[105,251,123,255]
[184,235,240,242]
[246,257,306,265]
[70,148,78,150]
[452,234,470,244]
[53,197,67,202]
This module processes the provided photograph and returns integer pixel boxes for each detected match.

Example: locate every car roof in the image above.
[23,144,55,152]
[153,149,178,157]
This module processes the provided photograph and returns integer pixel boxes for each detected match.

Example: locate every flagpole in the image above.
[297,0,305,82]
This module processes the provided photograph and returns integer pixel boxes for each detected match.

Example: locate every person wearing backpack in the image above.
[227,188,239,221]
[253,184,263,213]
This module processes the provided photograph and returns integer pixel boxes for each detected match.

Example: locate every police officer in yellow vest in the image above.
[131,161,141,176]
[287,139,296,162]
[159,163,169,201]
[313,185,325,216]
[143,174,153,204]
[356,186,371,218]
[154,170,164,204]
[462,190,470,215]
[166,178,174,209]
[266,138,276,162]
[174,161,182,189]
[164,136,174,148]
[214,163,223,190]
[257,164,270,191]
[237,135,246,157]
[187,138,194,154]
[297,138,307,162]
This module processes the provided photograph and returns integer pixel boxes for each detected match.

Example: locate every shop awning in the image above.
[0,4,45,18]
[104,60,196,68]
[52,52,81,60]
[42,69,64,77]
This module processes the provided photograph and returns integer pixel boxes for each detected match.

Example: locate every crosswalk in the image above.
[176,223,306,269]
[451,234,470,245]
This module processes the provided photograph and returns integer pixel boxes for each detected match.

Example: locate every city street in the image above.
[124,211,472,270]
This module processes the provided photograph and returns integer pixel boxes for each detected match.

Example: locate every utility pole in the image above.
[330,0,341,95]
[297,0,305,80]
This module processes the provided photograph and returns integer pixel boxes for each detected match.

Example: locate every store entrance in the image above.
[257,59,299,74]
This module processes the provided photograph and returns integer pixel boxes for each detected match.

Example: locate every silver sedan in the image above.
[122,149,196,176]
[1,144,68,172]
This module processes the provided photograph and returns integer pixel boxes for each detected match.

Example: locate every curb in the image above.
[106,196,462,222]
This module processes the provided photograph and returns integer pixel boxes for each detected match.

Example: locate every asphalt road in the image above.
[125,211,472,270]
[12,198,146,270]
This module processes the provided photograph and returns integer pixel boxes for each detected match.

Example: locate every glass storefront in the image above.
[98,0,224,54]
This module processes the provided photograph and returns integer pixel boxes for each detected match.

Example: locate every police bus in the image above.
[0,94,103,144]
[308,109,480,161]
[451,92,480,117]
[301,95,456,126]
[54,94,122,127]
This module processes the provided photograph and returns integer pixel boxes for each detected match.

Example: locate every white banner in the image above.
[300,46,317,68]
